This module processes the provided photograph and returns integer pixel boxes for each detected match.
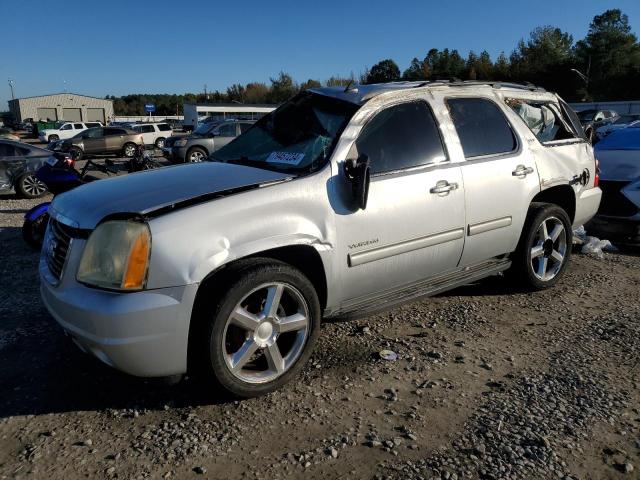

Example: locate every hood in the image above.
[50,162,291,229]
[595,129,640,181]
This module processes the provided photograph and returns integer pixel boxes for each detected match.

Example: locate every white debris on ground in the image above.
[573,226,618,259]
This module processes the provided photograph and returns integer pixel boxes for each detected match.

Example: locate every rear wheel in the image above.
[48,134,59,143]
[186,147,206,163]
[508,203,572,290]
[68,146,83,160]
[155,137,165,149]
[16,173,47,198]
[196,260,320,398]
[123,143,137,157]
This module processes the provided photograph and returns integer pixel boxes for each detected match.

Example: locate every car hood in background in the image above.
[50,162,290,229]
[595,129,640,181]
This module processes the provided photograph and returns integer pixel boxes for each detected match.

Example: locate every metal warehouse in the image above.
[8,93,114,124]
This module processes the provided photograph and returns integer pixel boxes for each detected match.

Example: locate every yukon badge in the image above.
[348,238,379,250]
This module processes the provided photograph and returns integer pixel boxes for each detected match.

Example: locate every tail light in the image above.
[594,157,600,187]
[63,155,75,167]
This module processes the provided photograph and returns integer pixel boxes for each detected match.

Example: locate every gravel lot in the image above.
[0,164,638,479]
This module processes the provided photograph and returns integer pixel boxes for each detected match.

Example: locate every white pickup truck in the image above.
[39,122,103,143]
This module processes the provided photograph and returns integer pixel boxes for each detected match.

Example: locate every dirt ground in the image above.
[0,186,638,480]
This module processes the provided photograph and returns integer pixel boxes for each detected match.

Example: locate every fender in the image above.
[25,202,51,222]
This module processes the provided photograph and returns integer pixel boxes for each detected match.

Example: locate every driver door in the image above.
[335,100,466,304]
[81,128,106,154]
[212,122,239,151]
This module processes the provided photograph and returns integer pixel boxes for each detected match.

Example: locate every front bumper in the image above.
[39,251,198,377]
[163,146,187,163]
[586,215,640,244]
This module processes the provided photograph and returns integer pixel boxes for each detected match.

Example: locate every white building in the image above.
[183,103,276,129]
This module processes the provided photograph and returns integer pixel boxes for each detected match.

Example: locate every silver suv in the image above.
[40,81,601,397]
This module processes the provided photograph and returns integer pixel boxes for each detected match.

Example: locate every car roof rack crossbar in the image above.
[412,79,546,92]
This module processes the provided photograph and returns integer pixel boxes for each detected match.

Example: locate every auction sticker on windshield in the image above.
[266,152,305,165]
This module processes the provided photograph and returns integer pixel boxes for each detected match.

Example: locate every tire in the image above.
[186,147,206,163]
[508,202,572,290]
[15,173,48,199]
[123,143,137,158]
[48,134,59,143]
[154,137,165,149]
[22,212,49,249]
[195,259,321,398]
[68,146,83,160]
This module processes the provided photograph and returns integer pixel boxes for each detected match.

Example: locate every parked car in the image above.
[38,121,103,143]
[0,128,21,141]
[587,126,640,244]
[0,140,51,198]
[595,114,640,141]
[163,119,252,163]
[576,109,618,142]
[48,126,144,159]
[39,82,601,397]
[130,123,173,148]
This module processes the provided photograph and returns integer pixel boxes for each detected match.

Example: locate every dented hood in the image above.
[595,129,640,181]
[50,162,290,229]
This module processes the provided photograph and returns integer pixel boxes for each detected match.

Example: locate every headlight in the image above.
[174,139,187,147]
[77,220,151,291]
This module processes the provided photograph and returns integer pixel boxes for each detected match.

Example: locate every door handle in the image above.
[512,165,534,177]
[430,180,458,194]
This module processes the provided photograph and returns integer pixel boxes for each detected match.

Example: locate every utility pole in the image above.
[8,78,15,100]
[204,84,209,102]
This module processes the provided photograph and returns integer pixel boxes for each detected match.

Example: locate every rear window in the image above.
[73,123,83,129]
[505,99,577,143]
[157,124,171,131]
[85,122,100,128]
[446,98,517,158]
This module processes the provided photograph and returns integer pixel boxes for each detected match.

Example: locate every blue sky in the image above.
[1,0,639,108]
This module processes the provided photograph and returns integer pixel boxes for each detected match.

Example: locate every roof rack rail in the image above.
[412,79,546,92]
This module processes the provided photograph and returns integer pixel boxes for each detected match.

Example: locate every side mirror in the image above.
[343,154,370,210]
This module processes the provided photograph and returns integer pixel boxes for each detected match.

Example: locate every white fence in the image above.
[569,101,640,114]
[112,115,184,123]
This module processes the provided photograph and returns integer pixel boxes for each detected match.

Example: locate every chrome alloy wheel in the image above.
[530,216,567,281]
[188,150,205,162]
[124,144,136,156]
[22,174,47,196]
[222,282,310,384]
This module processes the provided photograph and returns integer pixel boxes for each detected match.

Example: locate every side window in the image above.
[505,99,576,143]
[0,144,17,156]
[447,98,517,158]
[356,101,447,175]
[217,123,237,136]
[74,123,83,129]
[558,99,587,140]
[143,125,155,133]
[240,123,252,134]
[157,124,171,131]
[84,128,103,138]
[60,124,71,130]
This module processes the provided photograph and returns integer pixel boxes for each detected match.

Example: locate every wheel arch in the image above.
[531,184,576,223]
[186,244,328,373]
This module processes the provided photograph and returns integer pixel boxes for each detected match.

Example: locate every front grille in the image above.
[598,181,639,217]
[45,219,74,281]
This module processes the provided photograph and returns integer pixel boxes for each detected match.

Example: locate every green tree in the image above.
[494,52,511,80]
[299,79,322,91]
[365,59,401,84]
[402,57,429,81]
[325,76,354,87]
[268,71,297,102]
[575,9,640,100]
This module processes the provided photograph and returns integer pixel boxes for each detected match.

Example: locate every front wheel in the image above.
[186,147,206,163]
[154,137,165,149]
[48,134,59,143]
[22,212,49,249]
[197,260,321,398]
[508,203,572,290]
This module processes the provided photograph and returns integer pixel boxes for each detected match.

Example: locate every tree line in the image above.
[108,9,640,116]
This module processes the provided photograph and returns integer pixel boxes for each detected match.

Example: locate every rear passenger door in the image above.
[446,97,540,267]
[336,100,466,303]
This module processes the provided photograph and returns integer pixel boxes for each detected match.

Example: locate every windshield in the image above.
[212,91,359,174]
[194,122,216,135]
[577,110,596,121]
